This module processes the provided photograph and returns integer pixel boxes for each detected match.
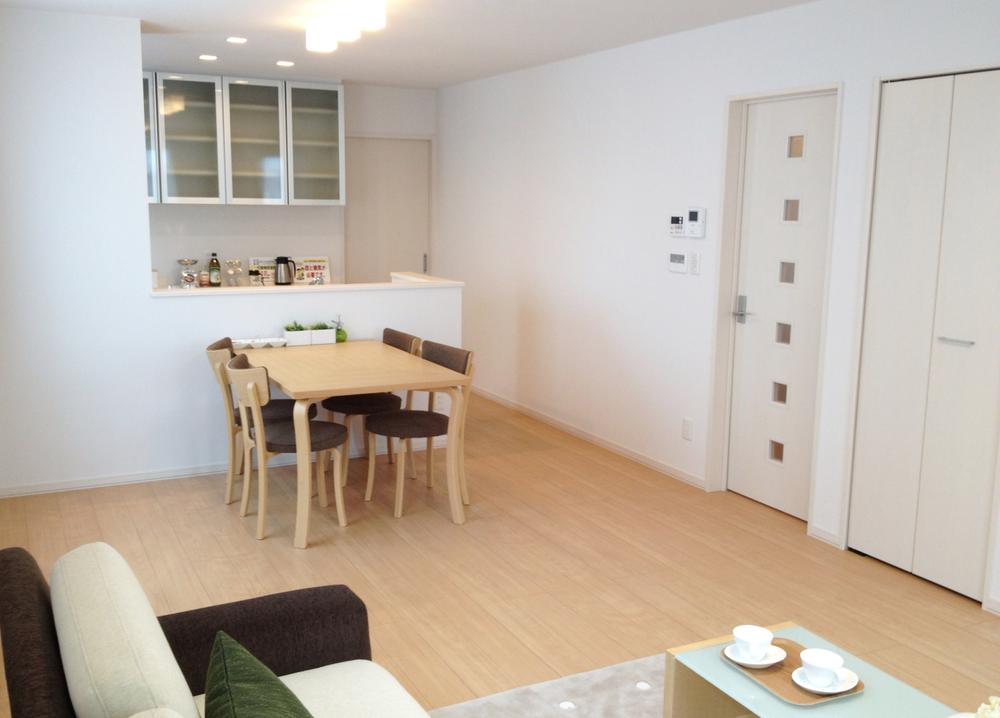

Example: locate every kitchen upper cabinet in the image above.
[156,73,225,204]
[143,72,159,202]
[223,78,287,204]
[286,82,345,205]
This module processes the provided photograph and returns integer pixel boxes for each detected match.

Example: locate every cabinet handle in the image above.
[937,336,976,347]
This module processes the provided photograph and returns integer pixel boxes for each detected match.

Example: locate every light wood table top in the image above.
[242,341,471,399]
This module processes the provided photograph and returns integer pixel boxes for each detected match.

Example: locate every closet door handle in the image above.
[937,336,976,347]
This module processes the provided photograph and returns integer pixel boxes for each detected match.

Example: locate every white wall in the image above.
[433,0,1000,546]
[345,82,436,138]
[0,7,461,497]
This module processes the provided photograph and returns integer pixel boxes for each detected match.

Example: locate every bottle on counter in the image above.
[208,253,222,287]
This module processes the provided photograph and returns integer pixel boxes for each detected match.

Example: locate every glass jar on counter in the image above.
[249,269,263,287]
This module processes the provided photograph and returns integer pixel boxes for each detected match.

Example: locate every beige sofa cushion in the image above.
[129,711,188,718]
[194,660,429,718]
[50,543,200,718]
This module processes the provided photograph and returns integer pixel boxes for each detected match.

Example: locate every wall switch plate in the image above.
[688,252,701,275]
[668,252,688,273]
[681,417,694,441]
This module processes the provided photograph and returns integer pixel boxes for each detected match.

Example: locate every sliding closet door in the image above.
[912,70,1000,600]
[848,76,954,569]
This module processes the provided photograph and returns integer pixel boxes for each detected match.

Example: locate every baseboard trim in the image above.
[473,387,706,490]
[806,525,847,549]
[0,438,445,499]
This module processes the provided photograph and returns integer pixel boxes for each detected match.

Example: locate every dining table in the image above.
[241,340,473,548]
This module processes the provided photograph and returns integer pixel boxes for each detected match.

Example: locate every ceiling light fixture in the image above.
[198,54,217,61]
[305,21,339,53]
[304,0,385,53]
[355,0,386,31]
[233,80,249,84]
[276,60,295,67]
[226,36,247,44]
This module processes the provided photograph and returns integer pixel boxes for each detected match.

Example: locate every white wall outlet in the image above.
[681,417,694,441]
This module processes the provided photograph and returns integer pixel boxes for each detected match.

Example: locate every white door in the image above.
[727,93,838,519]
[848,76,955,570]
[345,137,431,283]
[911,69,1000,600]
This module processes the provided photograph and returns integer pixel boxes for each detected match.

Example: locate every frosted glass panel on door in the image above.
[228,83,283,201]
[289,86,341,201]
[143,76,157,200]
[161,78,221,200]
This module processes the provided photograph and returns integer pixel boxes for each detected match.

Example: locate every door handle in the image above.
[937,336,975,347]
[732,294,754,324]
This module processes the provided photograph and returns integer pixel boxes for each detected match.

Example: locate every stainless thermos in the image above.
[275,256,296,285]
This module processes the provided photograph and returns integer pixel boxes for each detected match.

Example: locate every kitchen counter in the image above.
[151,272,463,297]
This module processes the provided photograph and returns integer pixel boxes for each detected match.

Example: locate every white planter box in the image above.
[284,329,312,346]
[311,329,337,345]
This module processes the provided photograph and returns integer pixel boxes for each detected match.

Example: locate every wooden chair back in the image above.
[206,338,236,429]
[383,327,421,355]
[420,340,473,376]
[227,355,272,444]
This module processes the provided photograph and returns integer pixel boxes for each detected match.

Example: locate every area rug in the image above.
[430,654,665,717]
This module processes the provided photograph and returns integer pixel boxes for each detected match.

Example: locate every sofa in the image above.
[0,543,429,718]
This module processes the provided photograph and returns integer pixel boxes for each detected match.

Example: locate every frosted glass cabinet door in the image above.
[143,72,159,202]
[286,82,345,205]
[156,73,225,203]
[223,78,287,204]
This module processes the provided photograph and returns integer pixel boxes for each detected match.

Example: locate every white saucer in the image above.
[724,643,787,668]
[791,666,859,695]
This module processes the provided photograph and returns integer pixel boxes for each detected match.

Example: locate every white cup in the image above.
[800,648,843,688]
[732,625,773,662]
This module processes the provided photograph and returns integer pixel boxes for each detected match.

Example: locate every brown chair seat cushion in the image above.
[365,410,449,439]
[233,400,315,426]
[257,420,347,454]
[321,393,402,416]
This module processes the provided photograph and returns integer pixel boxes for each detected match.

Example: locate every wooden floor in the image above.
[1,395,999,714]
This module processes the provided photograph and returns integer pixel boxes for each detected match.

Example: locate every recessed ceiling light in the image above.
[226,36,247,44]
[233,80,249,84]
[199,54,217,61]
[167,75,182,80]
[276,60,295,67]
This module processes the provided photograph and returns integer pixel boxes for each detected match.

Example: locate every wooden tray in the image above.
[721,637,865,706]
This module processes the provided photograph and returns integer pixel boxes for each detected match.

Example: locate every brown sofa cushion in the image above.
[0,547,75,718]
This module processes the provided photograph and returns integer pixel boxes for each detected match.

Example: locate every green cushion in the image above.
[203,632,313,718]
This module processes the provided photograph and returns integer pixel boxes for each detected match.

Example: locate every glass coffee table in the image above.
[664,622,957,717]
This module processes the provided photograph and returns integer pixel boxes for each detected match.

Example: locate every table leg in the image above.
[663,652,750,718]
[293,399,314,549]
[444,387,466,524]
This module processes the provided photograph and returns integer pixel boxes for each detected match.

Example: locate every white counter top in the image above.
[150,272,464,297]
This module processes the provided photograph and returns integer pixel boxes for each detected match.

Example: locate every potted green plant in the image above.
[310,321,336,345]
[283,320,311,347]
[333,315,347,343]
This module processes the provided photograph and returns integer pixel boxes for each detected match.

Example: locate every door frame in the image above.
[705,85,844,525]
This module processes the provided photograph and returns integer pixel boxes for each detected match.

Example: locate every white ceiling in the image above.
[6,0,814,87]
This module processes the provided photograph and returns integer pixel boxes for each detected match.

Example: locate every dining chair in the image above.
[205,337,303,505]
[364,340,474,518]
[321,328,421,485]
[227,354,349,539]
